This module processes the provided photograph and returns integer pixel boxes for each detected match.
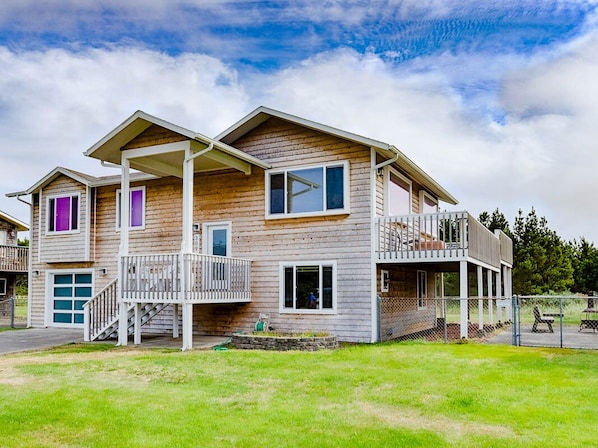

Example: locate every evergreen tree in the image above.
[511,208,574,294]
[570,237,598,294]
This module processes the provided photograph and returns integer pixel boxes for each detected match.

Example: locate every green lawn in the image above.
[1,342,597,447]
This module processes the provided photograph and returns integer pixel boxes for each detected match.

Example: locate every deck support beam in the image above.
[459,261,468,339]
[134,302,142,345]
[182,303,193,350]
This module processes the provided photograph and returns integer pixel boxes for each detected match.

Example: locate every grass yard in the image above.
[1,342,597,447]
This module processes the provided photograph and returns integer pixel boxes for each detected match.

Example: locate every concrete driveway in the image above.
[0,328,83,355]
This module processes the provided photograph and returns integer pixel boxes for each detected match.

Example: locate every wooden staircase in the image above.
[83,278,170,341]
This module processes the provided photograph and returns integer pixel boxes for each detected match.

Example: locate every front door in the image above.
[203,222,231,290]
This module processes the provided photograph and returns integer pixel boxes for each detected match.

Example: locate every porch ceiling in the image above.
[126,141,256,178]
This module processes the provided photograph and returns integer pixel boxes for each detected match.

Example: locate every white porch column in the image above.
[487,269,494,325]
[182,303,193,350]
[180,147,195,350]
[459,261,468,339]
[477,265,484,330]
[134,302,142,345]
[173,303,179,338]
[118,157,131,346]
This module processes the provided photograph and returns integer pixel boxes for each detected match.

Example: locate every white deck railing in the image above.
[0,245,28,272]
[121,253,252,303]
[375,211,508,269]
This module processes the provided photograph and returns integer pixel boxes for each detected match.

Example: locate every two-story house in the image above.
[7,107,512,348]
[0,210,29,319]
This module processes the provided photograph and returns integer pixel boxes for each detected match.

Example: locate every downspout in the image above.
[373,145,400,173]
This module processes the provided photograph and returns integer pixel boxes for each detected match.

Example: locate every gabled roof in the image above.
[216,106,458,205]
[0,210,28,231]
[84,110,271,175]
[5,166,156,197]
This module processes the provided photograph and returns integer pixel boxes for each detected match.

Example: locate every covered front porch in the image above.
[84,111,270,350]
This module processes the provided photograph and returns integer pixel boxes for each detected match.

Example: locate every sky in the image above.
[1,0,598,242]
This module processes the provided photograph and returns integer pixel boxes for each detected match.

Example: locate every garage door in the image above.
[51,272,93,326]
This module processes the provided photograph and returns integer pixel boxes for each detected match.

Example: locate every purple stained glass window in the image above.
[55,197,70,231]
[130,189,144,227]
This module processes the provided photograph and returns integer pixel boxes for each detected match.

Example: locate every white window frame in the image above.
[420,191,439,238]
[0,278,6,295]
[0,230,7,246]
[45,269,94,327]
[46,193,81,235]
[279,261,337,314]
[417,270,427,310]
[385,167,412,216]
[116,186,146,230]
[381,269,390,293]
[265,161,350,219]
[202,221,232,257]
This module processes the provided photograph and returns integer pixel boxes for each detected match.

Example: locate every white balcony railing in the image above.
[375,211,510,268]
[0,245,28,272]
[120,253,252,303]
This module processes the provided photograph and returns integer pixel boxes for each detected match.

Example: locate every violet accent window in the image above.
[48,195,79,232]
[117,187,146,229]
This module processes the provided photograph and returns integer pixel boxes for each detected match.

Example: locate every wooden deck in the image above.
[0,245,28,272]
[375,211,512,268]
[121,253,252,303]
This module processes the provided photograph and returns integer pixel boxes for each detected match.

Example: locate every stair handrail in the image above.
[83,278,118,342]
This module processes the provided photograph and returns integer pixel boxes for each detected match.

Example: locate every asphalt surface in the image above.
[0,327,84,355]
[0,328,228,354]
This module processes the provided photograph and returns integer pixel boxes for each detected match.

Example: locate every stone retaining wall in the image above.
[231,333,338,351]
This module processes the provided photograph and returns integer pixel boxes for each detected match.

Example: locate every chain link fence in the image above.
[0,295,27,328]
[508,295,598,350]
[378,296,512,343]
[378,295,598,350]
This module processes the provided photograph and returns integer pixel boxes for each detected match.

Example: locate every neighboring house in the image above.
[0,210,28,318]
[7,107,513,348]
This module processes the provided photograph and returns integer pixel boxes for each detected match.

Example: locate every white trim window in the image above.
[381,269,390,293]
[47,193,80,233]
[417,270,427,310]
[0,278,6,295]
[386,168,412,216]
[280,261,337,313]
[420,191,439,237]
[47,270,93,326]
[116,186,146,230]
[266,161,349,219]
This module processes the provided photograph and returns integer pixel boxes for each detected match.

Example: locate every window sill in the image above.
[280,308,337,315]
[267,209,349,220]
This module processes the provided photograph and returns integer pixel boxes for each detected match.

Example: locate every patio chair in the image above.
[532,306,554,333]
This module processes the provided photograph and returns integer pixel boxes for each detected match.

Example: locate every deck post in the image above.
[487,268,494,325]
[173,303,179,338]
[117,158,131,347]
[182,303,193,350]
[459,261,468,339]
[477,265,484,330]
[134,302,142,345]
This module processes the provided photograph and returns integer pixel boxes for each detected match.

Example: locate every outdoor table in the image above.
[579,309,598,332]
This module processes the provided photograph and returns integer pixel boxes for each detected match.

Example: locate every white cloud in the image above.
[2,23,598,244]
